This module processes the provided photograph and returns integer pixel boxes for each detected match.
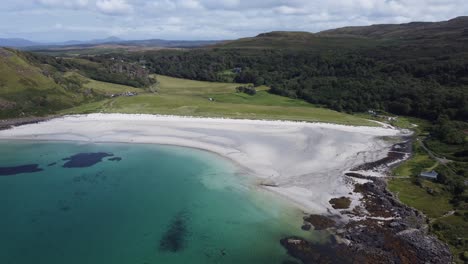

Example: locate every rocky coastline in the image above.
[281,137,453,264]
[0,116,56,131]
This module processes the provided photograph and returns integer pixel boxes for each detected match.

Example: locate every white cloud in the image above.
[146,0,177,11]
[177,0,202,9]
[96,0,133,14]
[36,0,89,8]
[274,5,307,15]
[1,0,468,41]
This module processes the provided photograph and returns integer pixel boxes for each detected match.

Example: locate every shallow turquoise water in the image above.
[0,140,319,264]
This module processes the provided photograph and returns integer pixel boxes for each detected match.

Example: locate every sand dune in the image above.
[0,114,404,213]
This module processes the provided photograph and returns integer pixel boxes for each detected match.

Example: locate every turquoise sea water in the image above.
[0,140,321,264]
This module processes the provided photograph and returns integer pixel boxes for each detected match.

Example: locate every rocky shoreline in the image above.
[281,137,453,264]
[0,116,57,131]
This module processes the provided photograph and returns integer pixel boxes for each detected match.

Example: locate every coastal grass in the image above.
[388,178,453,218]
[61,75,376,126]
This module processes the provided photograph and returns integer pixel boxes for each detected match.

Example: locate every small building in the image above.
[420,170,438,179]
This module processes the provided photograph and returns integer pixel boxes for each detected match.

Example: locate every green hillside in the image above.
[0,48,86,118]
[0,48,153,119]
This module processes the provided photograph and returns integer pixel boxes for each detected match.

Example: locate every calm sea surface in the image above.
[0,140,321,264]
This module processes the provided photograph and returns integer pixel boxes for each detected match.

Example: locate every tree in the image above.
[432,116,466,145]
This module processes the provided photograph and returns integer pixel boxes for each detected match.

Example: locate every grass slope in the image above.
[388,177,453,218]
[0,48,83,118]
[62,75,376,126]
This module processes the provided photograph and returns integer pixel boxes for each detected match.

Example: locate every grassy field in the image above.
[388,178,453,218]
[62,75,376,126]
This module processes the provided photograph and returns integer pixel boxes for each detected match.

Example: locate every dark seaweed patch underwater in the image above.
[0,164,43,176]
[62,152,114,168]
[159,211,190,252]
[0,152,119,176]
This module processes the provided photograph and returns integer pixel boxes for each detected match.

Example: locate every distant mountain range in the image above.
[2,16,467,50]
[0,36,223,49]
[0,38,40,48]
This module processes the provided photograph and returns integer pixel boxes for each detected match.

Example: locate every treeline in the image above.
[114,46,467,122]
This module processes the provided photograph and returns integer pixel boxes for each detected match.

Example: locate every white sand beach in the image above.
[0,114,404,213]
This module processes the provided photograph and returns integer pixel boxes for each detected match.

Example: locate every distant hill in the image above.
[318,16,468,41]
[214,30,381,52]
[120,39,221,48]
[59,36,123,46]
[214,16,468,51]
[0,38,40,48]
[0,37,125,48]
[23,38,223,56]
[0,36,223,53]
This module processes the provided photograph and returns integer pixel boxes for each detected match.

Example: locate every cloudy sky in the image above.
[1,0,466,42]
